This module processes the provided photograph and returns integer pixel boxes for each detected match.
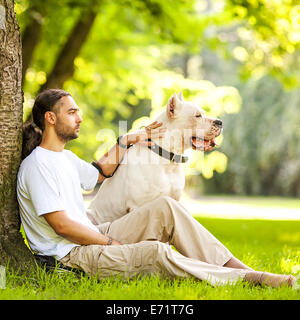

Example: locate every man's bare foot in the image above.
[244,271,295,288]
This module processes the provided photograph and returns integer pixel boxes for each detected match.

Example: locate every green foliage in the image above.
[222,0,300,87]
[18,0,239,163]
[15,0,300,195]
[203,75,300,196]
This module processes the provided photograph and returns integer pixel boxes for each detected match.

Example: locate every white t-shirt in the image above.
[17,146,99,260]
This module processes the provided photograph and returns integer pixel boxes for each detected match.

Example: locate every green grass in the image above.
[196,194,300,209]
[1,216,300,300]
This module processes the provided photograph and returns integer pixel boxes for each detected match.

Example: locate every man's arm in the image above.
[95,121,166,183]
[43,210,121,245]
[95,139,128,184]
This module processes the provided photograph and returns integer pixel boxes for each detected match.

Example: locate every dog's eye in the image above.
[195,114,202,118]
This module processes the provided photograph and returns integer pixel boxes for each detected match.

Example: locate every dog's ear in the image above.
[178,91,184,101]
[167,93,181,119]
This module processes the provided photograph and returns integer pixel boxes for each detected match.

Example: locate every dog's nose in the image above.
[213,119,222,127]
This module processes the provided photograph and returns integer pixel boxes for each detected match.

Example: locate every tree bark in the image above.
[0,0,35,272]
[39,9,97,92]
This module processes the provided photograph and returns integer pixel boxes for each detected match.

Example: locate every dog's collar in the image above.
[148,142,189,163]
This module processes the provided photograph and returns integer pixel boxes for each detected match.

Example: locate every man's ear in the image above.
[44,111,56,126]
[167,93,182,119]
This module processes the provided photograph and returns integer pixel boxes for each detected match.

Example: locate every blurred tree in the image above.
[17,0,217,159]
[39,1,100,92]
[18,0,207,92]
[217,0,300,87]
[15,0,300,195]
[20,0,88,85]
[21,1,43,83]
[182,0,300,197]
[202,75,300,197]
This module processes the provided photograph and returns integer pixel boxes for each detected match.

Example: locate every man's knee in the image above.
[154,196,187,220]
[153,196,175,216]
[144,197,175,229]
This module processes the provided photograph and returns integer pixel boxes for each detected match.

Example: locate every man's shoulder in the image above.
[20,148,39,170]
[63,148,74,158]
[20,147,45,167]
[19,147,55,177]
[63,149,84,165]
[63,148,78,159]
[17,149,41,189]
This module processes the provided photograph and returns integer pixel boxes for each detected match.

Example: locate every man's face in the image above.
[54,96,83,142]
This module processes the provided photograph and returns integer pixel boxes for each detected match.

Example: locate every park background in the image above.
[18,0,300,219]
[18,0,300,198]
[0,0,300,299]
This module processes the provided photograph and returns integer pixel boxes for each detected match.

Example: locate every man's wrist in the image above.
[117,135,133,149]
[106,236,113,245]
[105,236,121,246]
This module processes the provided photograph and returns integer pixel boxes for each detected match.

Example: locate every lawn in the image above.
[0,218,300,300]
[1,201,299,300]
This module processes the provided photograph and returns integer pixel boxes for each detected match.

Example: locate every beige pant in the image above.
[60,196,247,286]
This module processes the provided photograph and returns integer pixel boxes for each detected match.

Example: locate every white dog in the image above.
[87,92,222,225]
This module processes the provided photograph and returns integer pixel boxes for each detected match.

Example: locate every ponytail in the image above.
[22,122,42,160]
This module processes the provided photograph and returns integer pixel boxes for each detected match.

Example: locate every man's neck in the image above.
[39,131,65,152]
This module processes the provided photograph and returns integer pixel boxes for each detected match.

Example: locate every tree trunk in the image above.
[39,9,97,92]
[0,0,35,272]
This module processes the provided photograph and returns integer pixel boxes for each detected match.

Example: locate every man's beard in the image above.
[55,119,79,142]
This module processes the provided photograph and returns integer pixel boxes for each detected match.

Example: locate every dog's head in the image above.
[159,92,222,153]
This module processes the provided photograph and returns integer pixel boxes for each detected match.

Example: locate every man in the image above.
[17,89,295,288]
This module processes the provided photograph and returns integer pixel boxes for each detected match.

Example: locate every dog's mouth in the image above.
[191,136,218,151]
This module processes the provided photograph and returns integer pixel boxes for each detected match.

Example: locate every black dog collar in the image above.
[148,142,188,163]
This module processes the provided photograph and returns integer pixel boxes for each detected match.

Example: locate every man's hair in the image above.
[22,89,71,159]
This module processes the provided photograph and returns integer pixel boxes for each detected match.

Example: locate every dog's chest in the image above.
[122,146,185,201]
[165,165,185,199]
[125,161,185,199]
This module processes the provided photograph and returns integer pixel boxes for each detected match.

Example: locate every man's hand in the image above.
[120,121,166,147]
[95,121,166,183]
[111,239,122,245]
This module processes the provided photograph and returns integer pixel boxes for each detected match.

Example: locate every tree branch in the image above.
[39,9,97,92]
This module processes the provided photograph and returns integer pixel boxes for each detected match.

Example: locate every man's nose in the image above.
[213,119,222,127]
